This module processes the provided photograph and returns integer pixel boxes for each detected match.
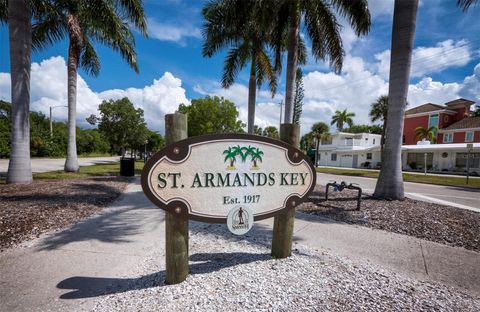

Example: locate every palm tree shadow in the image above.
[39,190,152,250]
[57,251,270,299]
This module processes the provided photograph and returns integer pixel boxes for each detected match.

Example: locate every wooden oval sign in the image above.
[141,134,316,223]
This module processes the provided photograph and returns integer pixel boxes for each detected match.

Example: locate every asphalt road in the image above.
[317,172,480,211]
[0,156,120,175]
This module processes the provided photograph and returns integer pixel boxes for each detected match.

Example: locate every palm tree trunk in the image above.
[283,1,300,124]
[6,0,33,184]
[64,40,80,172]
[374,0,418,200]
[380,119,386,161]
[247,56,257,134]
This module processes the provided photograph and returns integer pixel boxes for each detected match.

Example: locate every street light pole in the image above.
[49,105,68,138]
[279,100,283,130]
[466,143,473,184]
[144,139,149,164]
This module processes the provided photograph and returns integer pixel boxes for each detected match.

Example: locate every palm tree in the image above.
[310,122,330,167]
[32,0,147,172]
[272,0,370,123]
[414,126,437,143]
[331,109,355,131]
[369,95,389,159]
[202,0,278,134]
[4,0,33,183]
[373,0,419,200]
[292,67,303,125]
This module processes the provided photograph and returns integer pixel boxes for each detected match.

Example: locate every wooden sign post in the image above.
[142,123,315,284]
[271,123,300,258]
[164,113,189,284]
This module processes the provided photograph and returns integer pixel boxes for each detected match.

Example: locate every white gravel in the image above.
[92,222,479,311]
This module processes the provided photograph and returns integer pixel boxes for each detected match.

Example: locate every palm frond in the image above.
[114,0,148,36]
[303,0,344,73]
[255,48,277,96]
[330,0,371,36]
[221,43,249,88]
[0,0,6,24]
[80,36,101,77]
[32,12,67,52]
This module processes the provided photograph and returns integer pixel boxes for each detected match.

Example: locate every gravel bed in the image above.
[298,186,480,252]
[92,223,479,311]
[0,176,130,251]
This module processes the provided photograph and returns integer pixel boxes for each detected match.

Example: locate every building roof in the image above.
[444,98,475,107]
[443,117,480,130]
[405,103,446,115]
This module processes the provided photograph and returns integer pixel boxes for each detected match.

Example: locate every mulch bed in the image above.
[0,177,130,251]
[298,186,480,252]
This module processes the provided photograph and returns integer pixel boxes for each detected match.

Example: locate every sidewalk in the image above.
[1,179,478,311]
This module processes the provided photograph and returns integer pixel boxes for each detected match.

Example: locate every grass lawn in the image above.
[33,160,145,180]
[316,167,480,188]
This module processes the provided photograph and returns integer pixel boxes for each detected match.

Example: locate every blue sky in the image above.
[1,0,480,134]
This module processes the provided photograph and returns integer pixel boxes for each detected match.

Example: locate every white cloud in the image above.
[147,18,201,44]
[0,56,189,133]
[98,72,190,131]
[460,63,480,103]
[375,39,473,79]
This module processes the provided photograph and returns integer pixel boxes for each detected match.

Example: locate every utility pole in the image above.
[466,143,473,184]
[279,100,283,130]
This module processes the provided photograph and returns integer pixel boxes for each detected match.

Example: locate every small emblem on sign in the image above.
[227,206,253,235]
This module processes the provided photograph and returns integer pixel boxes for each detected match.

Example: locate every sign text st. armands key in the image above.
[141,134,316,223]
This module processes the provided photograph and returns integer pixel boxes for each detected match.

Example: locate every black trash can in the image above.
[120,157,135,176]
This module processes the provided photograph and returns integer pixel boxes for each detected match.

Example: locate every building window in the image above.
[331,153,337,161]
[407,153,433,169]
[428,114,439,130]
[456,153,480,169]
[465,132,474,142]
[373,138,376,144]
[366,153,372,160]
[443,133,453,143]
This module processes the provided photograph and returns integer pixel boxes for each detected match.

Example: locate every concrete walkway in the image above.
[1,179,478,311]
[0,157,120,175]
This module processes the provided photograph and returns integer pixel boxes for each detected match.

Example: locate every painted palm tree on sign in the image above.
[223,147,238,170]
[32,0,147,172]
[202,0,278,134]
[331,109,355,132]
[250,148,264,170]
[374,0,419,200]
[271,0,370,123]
[414,126,437,143]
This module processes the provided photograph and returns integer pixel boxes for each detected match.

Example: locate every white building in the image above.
[316,132,480,174]
[317,132,382,168]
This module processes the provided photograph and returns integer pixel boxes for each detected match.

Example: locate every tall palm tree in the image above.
[4,0,32,183]
[292,67,303,125]
[310,122,329,167]
[32,0,147,172]
[373,0,419,200]
[272,0,370,123]
[414,126,437,143]
[331,109,355,131]
[202,0,278,134]
[369,95,389,159]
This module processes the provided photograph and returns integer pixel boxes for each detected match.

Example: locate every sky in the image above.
[1,0,480,135]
